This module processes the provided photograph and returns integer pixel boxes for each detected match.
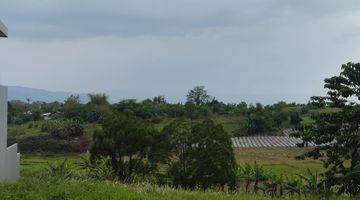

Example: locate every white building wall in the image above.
[0,85,20,182]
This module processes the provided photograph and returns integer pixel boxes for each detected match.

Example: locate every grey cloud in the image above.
[1,1,360,104]
[2,0,360,38]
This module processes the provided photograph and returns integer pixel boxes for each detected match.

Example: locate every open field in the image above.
[20,154,81,176]
[235,148,323,175]
[19,148,323,177]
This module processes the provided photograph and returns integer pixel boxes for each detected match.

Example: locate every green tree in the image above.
[290,112,301,125]
[63,95,83,119]
[165,119,238,190]
[90,112,160,183]
[152,95,167,105]
[162,119,194,188]
[191,119,238,190]
[84,104,110,123]
[187,86,211,106]
[295,62,360,196]
[88,93,109,106]
[247,112,273,134]
[273,111,288,127]
[184,101,199,120]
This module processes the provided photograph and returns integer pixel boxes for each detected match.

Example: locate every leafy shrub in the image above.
[41,120,84,139]
[46,159,74,180]
[69,137,91,153]
[16,133,90,154]
[78,156,116,181]
[17,134,71,153]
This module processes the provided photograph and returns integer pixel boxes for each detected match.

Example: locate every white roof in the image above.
[0,20,8,37]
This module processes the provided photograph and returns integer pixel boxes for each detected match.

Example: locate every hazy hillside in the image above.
[8,86,88,103]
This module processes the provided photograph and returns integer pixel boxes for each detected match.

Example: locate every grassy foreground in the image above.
[0,177,350,200]
[0,148,350,200]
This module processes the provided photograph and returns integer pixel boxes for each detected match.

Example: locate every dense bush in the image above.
[91,115,237,190]
[17,134,71,153]
[83,104,110,123]
[41,120,84,139]
[90,112,161,183]
[164,119,238,190]
[290,112,301,125]
[246,112,274,134]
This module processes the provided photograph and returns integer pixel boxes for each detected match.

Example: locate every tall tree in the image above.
[88,93,109,106]
[187,86,211,106]
[152,95,167,105]
[295,62,360,196]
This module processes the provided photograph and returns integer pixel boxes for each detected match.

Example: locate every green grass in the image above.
[18,148,323,178]
[235,148,323,175]
[8,121,45,138]
[309,107,342,114]
[0,148,349,200]
[0,177,351,200]
[9,121,99,139]
[20,154,82,176]
[0,177,265,200]
[212,115,246,135]
[300,116,315,126]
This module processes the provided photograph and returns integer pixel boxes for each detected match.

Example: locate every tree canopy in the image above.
[295,62,360,196]
[187,86,211,106]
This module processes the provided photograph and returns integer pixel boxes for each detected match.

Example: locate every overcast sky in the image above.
[1,0,360,104]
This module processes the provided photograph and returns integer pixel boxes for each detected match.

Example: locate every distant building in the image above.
[0,20,20,182]
[42,112,53,120]
[42,111,62,120]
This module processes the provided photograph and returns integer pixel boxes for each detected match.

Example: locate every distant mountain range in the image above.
[8,86,89,103]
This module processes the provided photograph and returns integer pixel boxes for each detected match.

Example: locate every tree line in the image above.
[8,86,314,136]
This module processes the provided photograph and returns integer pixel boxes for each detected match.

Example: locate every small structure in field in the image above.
[42,112,53,120]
